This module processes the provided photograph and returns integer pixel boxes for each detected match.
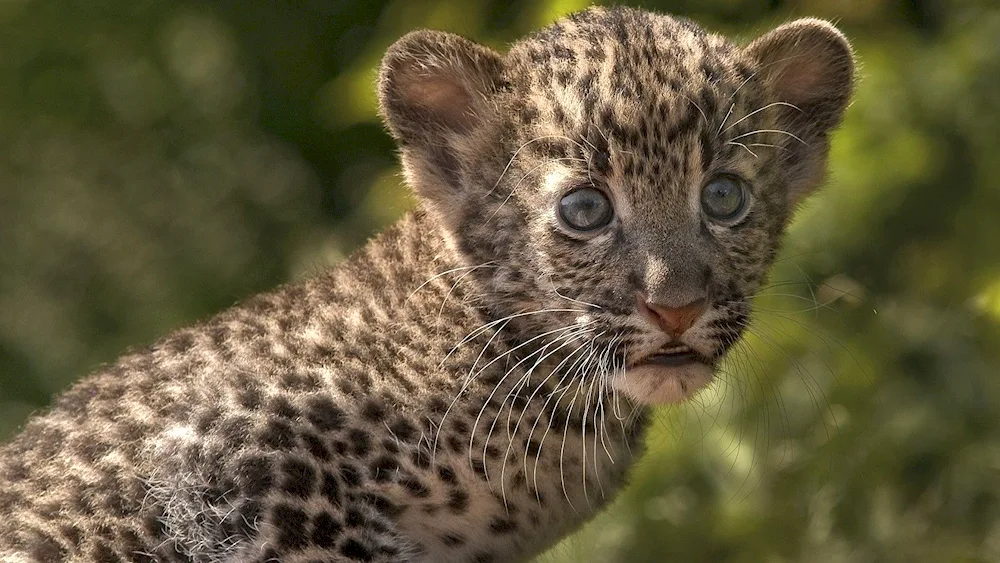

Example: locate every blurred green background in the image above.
[1,0,999,561]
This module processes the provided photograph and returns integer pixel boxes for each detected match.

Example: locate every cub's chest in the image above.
[366,360,648,560]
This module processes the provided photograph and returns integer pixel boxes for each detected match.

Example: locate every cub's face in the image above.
[378,7,853,405]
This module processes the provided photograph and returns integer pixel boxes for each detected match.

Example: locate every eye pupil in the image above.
[701,175,748,222]
[558,187,613,232]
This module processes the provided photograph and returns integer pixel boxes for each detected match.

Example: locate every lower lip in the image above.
[642,351,703,367]
[614,360,715,405]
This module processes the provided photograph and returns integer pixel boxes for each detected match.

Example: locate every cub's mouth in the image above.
[635,343,711,369]
[613,343,715,406]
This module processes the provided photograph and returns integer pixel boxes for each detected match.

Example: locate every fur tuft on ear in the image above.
[378,30,504,145]
[746,19,855,203]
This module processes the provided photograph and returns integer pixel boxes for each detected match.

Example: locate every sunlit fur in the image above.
[0,7,852,563]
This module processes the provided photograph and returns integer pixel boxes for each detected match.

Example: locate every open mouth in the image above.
[635,344,711,368]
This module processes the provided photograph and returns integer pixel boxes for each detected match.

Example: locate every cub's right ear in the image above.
[377,31,505,204]
[378,30,504,147]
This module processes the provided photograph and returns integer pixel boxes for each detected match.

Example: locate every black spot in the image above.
[78,439,109,464]
[320,471,342,506]
[340,462,363,486]
[312,512,342,548]
[221,502,256,538]
[369,456,398,483]
[473,552,496,563]
[411,447,431,469]
[236,456,273,496]
[361,400,386,421]
[426,396,447,414]
[333,440,349,455]
[306,395,345,432]
[30,535,66,561]
[241,500,262,528]
[381,438,400,454]
[519,105,540,124]
[143,512,166,538]
[281,372,321,391]
[554,105,568,126]
[335,378,357,396]
[348,428,372,456]
[437,465,457,484]
[61,525,82,548]
[168,332,195,353]
[340,538,373,562]
[388,419,417,442]
[700,61,720,83]
[489,516,517,534]
[237,387,262,411]
[362,492,404,517]
[218,415,250,444]
[368,517,391,534]
[441,533,465,547]
[301,432,330,461]
[259,419,295,450]
[345,507,366,527]
[452,418,470,435]
[447,489,468,513]
[593,151,611,174]
[91,541,122,563]
[399,474,430,498]
[272,504,309,549]
[195,406,222,433]
[526,440,542,457]
[257,548,279,563]
[511,470,526,489]
[471,458,487,479]
[269,395,299,419]
[280,458,316,498]
[208,325,229,348]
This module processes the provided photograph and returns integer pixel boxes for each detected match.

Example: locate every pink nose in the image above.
[637,294,707,338]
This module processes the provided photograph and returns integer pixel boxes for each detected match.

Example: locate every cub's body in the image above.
[0,7,853,562]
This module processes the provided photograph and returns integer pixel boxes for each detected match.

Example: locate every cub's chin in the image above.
[612,348,715,405]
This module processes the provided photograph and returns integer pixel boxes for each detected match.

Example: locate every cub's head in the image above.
[377,7,854,405]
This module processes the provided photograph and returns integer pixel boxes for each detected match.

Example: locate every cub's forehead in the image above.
[504,7,761,136]
[502,7,765,203]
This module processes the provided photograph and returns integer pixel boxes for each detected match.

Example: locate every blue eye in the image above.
[701,175,749,222]
[558,187,613,232]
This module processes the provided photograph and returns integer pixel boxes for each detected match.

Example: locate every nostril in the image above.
[635,293,661,326]
[635,293,707,338]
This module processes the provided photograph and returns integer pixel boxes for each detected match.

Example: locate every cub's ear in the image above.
[378,30,503,141]
[746,19,855,204]
[378,31,504,203]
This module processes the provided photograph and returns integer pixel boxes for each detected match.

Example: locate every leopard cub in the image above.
[0,6,853,562]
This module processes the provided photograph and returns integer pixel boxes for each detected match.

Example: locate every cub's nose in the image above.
[636,293,707,339]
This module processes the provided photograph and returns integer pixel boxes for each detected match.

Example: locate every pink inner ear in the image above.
[749,21,854,114]
[773,55,830,106]
[397,63,477,132]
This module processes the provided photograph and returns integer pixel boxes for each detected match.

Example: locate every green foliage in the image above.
[1,1,998,561]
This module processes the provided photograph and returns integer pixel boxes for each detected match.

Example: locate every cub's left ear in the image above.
[378,31,504,203]
[746,19,855,204]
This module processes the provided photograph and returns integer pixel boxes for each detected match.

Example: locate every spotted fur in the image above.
[0,7,853,562]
